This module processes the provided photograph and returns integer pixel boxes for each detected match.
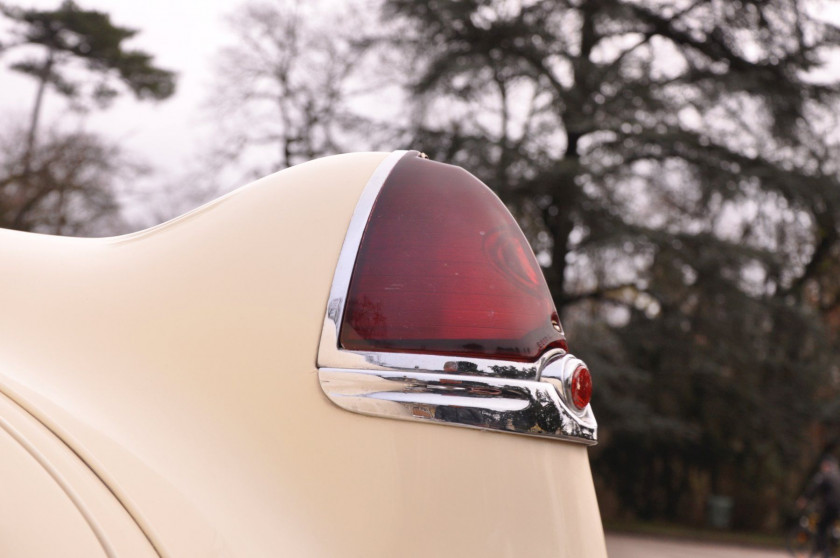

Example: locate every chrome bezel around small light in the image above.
[538,353,596,422]
[316,150,597,445]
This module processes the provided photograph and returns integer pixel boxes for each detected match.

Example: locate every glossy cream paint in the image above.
[0,152,606,557]
[0,390,157,557]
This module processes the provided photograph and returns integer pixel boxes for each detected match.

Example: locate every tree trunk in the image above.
[549,207,575,310]
[550,130,583,313]
[24,50,55,174]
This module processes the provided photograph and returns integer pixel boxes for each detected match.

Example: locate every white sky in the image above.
[2,0,840,228]
[0,0,232,164]
[0,0,238,225]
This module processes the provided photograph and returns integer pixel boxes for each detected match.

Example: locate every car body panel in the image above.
[0,389,157,557]
[0,152,606,557]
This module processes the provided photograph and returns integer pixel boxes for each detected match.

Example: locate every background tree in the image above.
[0,125,134,235]
[377,0,840,529]
[0,0,175,234]
[208,0,392,180]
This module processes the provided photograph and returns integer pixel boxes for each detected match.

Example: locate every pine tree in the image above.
[0,1,175,233]
[382,0,840,528]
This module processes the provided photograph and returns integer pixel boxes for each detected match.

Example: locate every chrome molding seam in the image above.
[317,150,597,445]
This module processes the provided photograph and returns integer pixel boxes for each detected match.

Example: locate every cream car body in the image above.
[0,151,606,557]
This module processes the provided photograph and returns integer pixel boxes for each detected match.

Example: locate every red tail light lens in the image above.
[339,154,567,361]
[571,366,592,410]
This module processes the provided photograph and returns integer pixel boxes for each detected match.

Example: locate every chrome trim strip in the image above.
[319,366,597,444]
[319,346,547,380]
[316,150,597,445]
[323,149,410,337]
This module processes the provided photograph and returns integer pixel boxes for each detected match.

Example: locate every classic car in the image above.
[0,150,606,557]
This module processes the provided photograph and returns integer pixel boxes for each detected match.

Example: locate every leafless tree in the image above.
[0,124,136,236]
[208,0,396,180]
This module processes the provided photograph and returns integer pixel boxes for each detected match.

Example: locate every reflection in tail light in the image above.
[340,154,568,361]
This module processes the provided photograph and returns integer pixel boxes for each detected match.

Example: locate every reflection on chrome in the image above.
[319,356,596,444]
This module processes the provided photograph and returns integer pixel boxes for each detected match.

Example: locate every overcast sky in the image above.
[3,0,840,226]
[4,0,840,171]
[0,0,235,164]
[0,0,240,224]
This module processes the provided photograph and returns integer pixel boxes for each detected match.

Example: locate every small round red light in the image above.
[570,366,592,410]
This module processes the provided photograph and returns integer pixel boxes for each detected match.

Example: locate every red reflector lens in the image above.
[339,154,567,361]
[571,366,592,410]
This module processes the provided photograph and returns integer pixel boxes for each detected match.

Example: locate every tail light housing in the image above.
[318,151,596,444]
[339,152,566,361]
